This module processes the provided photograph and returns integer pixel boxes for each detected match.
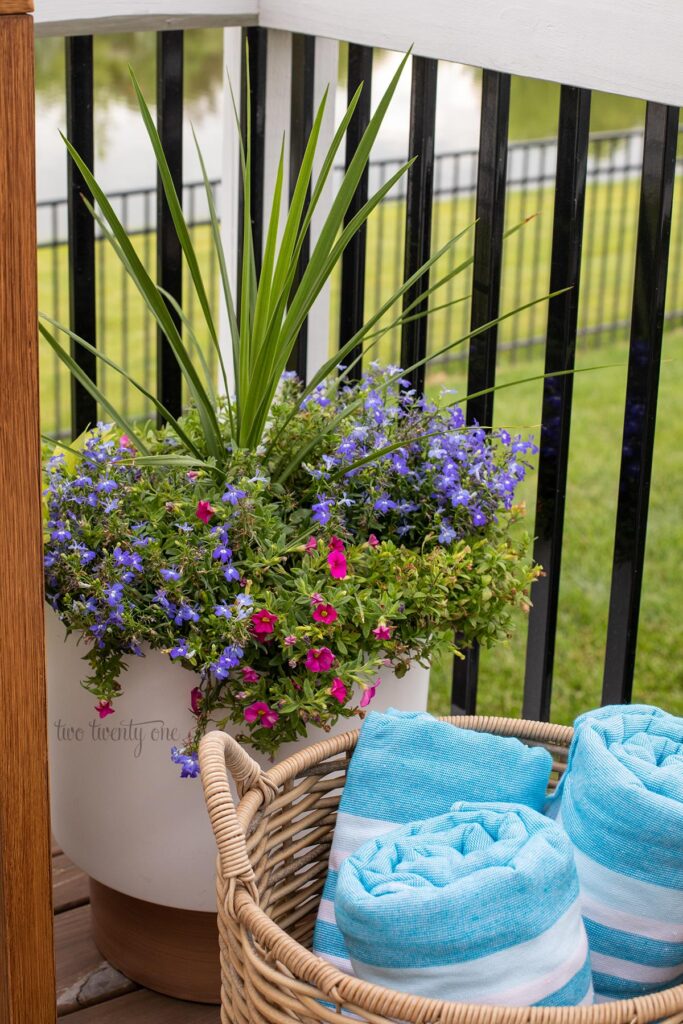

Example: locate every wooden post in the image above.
[0,3,57,1022]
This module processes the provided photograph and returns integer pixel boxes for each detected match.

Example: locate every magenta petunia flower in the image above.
[242,666,260,683]
[305,646,336,672]
[330,676,347,704]
[186,470,199,482]
[196,500,215,524]
[312,603,338,625]
[329,535,345,552]
[251,609,278,637]
[190,687,202,715]
[327,549,348,579]
[372,623,393,642]
[95,700,115,719]
[244,701,279,729]
[368,533,380,547]
[359,678,381,708]
[310,592,324,605]
[119,434,134,450]
[304,536,318,554]
[284,634,297,646]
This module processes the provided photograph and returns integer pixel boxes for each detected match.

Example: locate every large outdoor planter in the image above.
[46,607,430,1002]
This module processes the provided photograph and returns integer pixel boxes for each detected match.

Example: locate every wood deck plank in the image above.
[55,903,138,1016]
[63,989,220,1021]
[53,855,90,915]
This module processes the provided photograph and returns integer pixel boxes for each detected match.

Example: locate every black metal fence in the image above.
[41,30,683,728]
[38,123,683,435]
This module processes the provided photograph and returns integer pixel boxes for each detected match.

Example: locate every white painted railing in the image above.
[34,0,683,105]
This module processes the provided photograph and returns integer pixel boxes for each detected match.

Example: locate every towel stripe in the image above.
[347,902,592,1007]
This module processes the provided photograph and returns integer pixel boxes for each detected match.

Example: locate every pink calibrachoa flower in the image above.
[368,533,380,547]
[284,634,297,646]
[305,646,336,672]
[372,622,394,642]
[329,535,345,552]
[312,603,338,625]
[187,470,199,482]
[190,687,202,715]
[119,434,135,450]
[251,609,278,637]
[242,666,260,683]
[310,592,324,605]
[304,536,318,554]
[95,700,115,719]
[330,676,347,704]
[244,701,279,729]
[359,678,381,708]
[327,549,348,579]
[195,500,215,524]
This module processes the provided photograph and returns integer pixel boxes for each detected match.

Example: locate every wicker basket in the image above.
[199,716,683,1024]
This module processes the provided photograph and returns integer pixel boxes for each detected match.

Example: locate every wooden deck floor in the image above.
[53,840,220,1021]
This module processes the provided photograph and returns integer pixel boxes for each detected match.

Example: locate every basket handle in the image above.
[199,731,274,890]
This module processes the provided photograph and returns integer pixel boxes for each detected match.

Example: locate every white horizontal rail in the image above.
[259,0,683,107]
[34,1,257,37]
[33,0,683,108]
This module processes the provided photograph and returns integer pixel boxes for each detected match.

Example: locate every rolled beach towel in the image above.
[549,704,683,1001]
[312,710,553,972]
[335,802,593,1006]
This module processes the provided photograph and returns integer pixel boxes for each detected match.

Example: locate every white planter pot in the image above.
[46,606,430,912]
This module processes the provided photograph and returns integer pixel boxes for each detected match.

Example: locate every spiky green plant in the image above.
[41,50,556,478]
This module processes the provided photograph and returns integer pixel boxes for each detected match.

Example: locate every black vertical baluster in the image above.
[602,103,679,705]
[51,203,62,433]
[522,87,592,722]
[451,70,510,715]
[121,194,129,418]
[143,190,152,395]
[339,44,373,378]
[66,36,97,438]
[287,34,316,381]
[374,162,387,339]
[238,26,268,280]
[512,142,531,360]
[97,209,106,397]
[445,154,460,343]
[400,56,437,391]
[156,31,184,423]
[393,161,404,363]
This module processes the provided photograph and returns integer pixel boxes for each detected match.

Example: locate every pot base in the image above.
[89,879,220,1004]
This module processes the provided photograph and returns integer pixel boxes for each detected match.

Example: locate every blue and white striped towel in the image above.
[312,710,553,973]
[549,704,683,1002]
[335,802,593,1006]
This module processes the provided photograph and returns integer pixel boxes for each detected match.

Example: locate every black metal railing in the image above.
[41,33,682,728]
[39,123,683,437]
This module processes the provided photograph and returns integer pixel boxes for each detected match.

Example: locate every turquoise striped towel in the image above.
[312,710,553,973]
[549,704,683,1002]
[335,802,593,1006]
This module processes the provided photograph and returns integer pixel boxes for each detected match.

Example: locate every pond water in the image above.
[35,31,646,203]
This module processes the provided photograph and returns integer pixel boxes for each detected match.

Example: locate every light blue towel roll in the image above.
[549,704,683,1002]
[312,710,553,973]
[335,803,593,1006]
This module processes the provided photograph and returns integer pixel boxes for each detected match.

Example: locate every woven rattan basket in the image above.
[199,716,683,1024]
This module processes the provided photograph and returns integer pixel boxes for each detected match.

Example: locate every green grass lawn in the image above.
[37,174,683,723]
